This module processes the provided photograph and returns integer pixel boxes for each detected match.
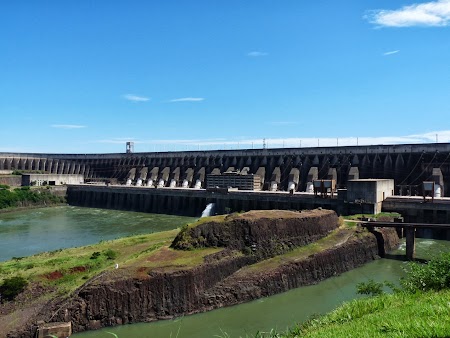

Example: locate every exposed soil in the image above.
[45,271,63,281]
[4,209,399,338]
[69,266,87,273]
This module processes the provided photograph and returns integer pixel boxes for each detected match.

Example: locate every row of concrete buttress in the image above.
[0,156,94,178]
[122,163,355,192]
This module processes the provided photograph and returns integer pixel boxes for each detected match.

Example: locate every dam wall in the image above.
[66,185,339,217]
[2,142,450,195]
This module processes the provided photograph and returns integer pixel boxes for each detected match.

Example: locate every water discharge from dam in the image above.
[201,203,215,217]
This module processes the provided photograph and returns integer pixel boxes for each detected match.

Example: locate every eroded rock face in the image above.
[7,210,399,337]
[172,209,340,258]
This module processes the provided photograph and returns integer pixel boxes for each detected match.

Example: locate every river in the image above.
[1,207,449,338]
[0,206,195,262]
[72,238,450,338]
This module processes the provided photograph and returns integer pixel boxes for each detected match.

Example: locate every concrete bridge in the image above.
[362,221,450,260]
[1,142,450,195]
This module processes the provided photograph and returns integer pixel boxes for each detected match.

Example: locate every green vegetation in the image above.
[342,212,402,227]
[0,230,175,295]
[0,276,28,301]
[0,226,221,297]
[401,252,450,293]
[344,212,401,221]
[252,252,450,338]
[245,227,356,273]
[170,214,228,250]
[0,186,65,209]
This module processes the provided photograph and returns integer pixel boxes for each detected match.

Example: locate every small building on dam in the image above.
[2,142,450,222]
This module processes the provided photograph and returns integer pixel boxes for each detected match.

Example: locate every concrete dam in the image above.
[1,142,450,195]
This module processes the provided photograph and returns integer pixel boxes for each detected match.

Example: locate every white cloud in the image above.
[93,131,450,150]
[51,124,86,129]
[366,0,450,27]
[123,94,150,102]
[170,97,205,102]
[383,50,400,56]
[247,51,268,57]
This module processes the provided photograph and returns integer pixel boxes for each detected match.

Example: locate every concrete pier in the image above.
[405,228,416,260]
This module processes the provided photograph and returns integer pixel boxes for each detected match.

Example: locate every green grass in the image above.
[261,290,450,338]
[238,291,450,338]
[344,212,401,221]
[0,229,180,294]
[235,225,358,274]
[0,224,227,295]
[250,251,450,338]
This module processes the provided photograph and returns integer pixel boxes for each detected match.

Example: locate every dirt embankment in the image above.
[6,210,399,337]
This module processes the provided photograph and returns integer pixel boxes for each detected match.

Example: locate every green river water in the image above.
[0,206,195,262]
[1,207,449,338]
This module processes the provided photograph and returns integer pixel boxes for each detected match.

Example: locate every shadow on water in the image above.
[383,253,428,264]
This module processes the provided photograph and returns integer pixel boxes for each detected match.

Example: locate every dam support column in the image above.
[405,227,415,261]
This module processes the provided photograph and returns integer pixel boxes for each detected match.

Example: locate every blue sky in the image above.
[1,0,450,153]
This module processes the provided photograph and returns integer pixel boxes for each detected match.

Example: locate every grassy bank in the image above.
[0,229,199,295]
[252,290,450,338]
[254,251,450,338]
[0,185,65,210]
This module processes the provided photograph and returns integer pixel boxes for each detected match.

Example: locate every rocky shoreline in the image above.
[5,210,399,337]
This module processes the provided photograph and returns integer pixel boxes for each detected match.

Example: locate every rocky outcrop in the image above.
[6,210,399,337]
[369,227,400,257]
[201,233,379,309]
[172,209,339,258]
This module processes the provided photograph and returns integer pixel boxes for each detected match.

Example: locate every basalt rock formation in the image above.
[171,209,339,258]
[6,209,399,337]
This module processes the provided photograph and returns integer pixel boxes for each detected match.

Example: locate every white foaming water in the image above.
[147,179,153,187]
[194,179,202,189]
[182,180,189,188]
[201,203,215,217]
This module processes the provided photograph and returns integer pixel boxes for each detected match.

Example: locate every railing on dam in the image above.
[2,142,450,196]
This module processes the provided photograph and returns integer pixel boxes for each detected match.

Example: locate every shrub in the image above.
[90,251,101,260]
[0,276,28,301]
[356,279,385,296]
[104,249,118,260]
[401,252,450,292]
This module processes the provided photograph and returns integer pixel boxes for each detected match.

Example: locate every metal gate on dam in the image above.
[1,143,450,195]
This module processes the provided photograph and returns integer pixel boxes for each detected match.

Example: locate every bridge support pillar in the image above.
[405,227,415,260]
